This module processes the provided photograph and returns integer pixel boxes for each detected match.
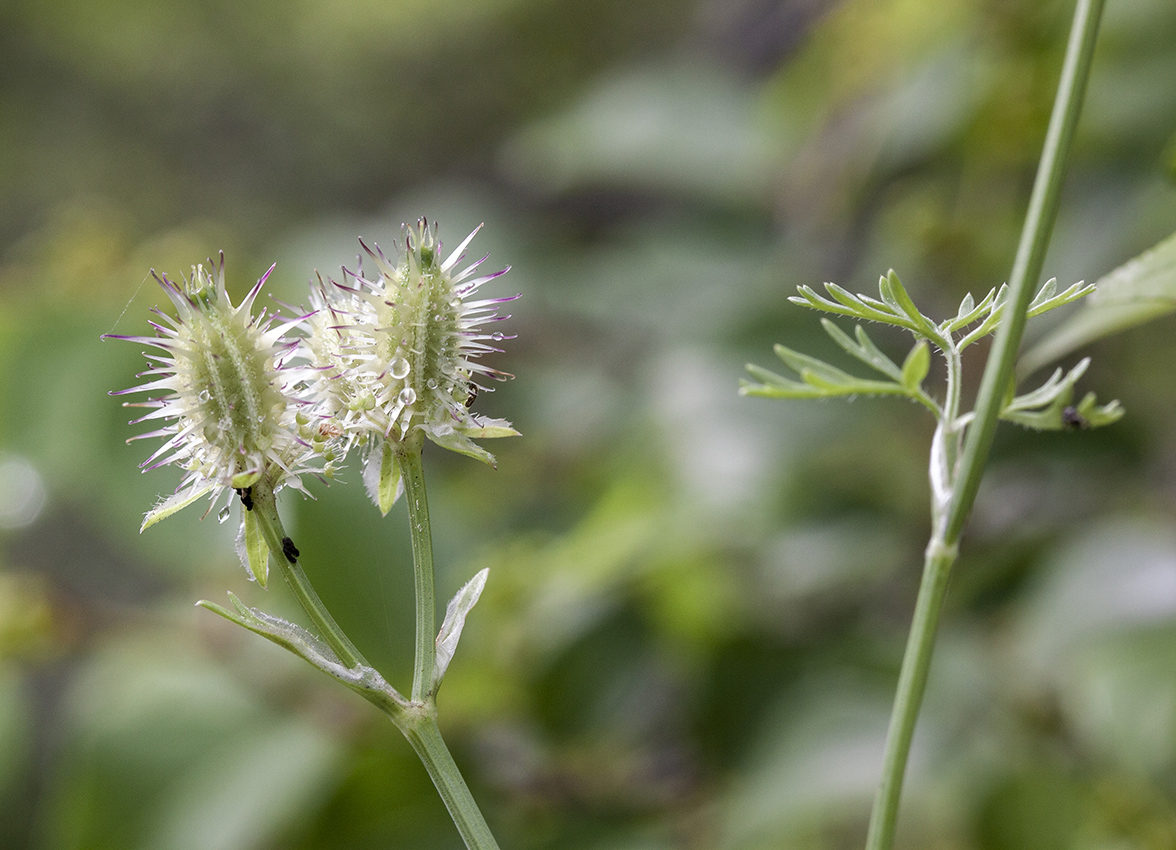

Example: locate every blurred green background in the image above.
[2,0,1176,847]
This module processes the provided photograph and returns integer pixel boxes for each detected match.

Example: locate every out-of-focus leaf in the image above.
[1021,230,1176,374]
[499,64,775,203]
[1014,517,1176,677]
[975,767,1087,850]
[719,680,894,848]
[143,719,342,850]
[43,636,343,850]
[0,665,31,798]
[1063,627,1176,774]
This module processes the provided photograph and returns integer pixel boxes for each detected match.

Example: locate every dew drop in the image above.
[398,387,417,405]
[389,356,410,380]
[425,378,438,390]
[217,506,231,523]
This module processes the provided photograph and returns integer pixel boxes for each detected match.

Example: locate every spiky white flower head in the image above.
[107,254,342,531]
[305,218,518,512]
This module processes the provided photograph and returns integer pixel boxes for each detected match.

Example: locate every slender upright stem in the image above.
[864,540,957,850]
[946,0,1106,543]
[251,483,369,670]
[395,433,437,703]
[389,436,503,850]
[863,4,1106,848]
[400,712,502,850]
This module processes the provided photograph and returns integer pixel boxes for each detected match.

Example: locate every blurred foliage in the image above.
[2,0,1176,848]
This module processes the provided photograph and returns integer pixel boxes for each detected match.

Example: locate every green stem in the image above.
[864,539,957,850]
[946,0,1106,544]
[251,483,368,670]
[395,433,437,704]
[863,4,1105,848]
[390,437,503,850]
[400,712,502,850]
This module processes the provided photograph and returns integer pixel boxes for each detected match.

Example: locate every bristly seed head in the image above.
[304,218,519,511]
[106,253,342,531]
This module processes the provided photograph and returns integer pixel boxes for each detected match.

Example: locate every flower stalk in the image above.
[247,482,368,670]
[395,433,437,703]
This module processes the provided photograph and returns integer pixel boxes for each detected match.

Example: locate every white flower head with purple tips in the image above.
[107,254,342,530]
[305,218,519,512]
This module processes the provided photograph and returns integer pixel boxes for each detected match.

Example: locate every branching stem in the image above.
[252,446,501,850]
[251,483,368,669]
[399,711,502,850]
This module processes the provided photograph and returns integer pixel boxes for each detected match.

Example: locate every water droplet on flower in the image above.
[426,378,438,390]
[389,356,410,380]
[217,506,231,523]
[398,387,417,405]
[198,390,211,402]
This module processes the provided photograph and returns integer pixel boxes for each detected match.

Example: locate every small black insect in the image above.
[235,486,254,511]
[1061,406,1089,430]
[281,536,300,563]
[465,382,479,409]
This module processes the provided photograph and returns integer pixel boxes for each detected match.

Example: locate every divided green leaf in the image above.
[1000,357,1122,431]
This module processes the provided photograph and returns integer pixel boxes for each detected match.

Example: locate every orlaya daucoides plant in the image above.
[744,8,1114,845]
[742,270,1122,850]
[106,218,515,850]
[742,271,1122,536]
